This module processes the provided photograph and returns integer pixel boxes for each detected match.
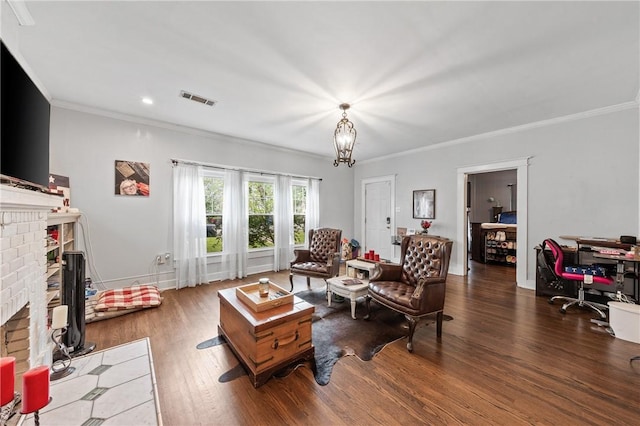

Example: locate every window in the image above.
[204,174,223,253]
[292,182,307,245]
[248,179,274,248]
[201,171,311,253]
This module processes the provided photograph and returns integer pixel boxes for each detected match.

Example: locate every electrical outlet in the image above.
[156,255,164,265]
[164,252,171,261]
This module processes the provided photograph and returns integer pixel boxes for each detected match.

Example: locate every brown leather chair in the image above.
[289,228,342,291]
[365,235,453,352]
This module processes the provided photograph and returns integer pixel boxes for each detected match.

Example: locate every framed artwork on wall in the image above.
[115,160,150,196]
[413,189,435,219]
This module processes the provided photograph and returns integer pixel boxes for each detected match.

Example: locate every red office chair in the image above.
[543,238,615,319]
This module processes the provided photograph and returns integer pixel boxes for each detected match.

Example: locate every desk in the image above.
[560,236,633,263]
[592,253,639,303]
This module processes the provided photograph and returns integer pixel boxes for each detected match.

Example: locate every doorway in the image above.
[456,158,530,289]
[468,170,517,275]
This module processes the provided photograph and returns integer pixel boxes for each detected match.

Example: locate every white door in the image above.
[364,180,392,261]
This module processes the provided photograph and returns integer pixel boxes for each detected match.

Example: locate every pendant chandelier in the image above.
[333,103,356,167]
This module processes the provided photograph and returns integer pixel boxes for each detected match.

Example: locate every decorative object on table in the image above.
[50,305,75,381]
[350,239,360,258]
[235,281,293,312]
[48,174,70,213]
[341,238,353,260]
[20,365,51,426]
[1,357,21,425]
[115,160,150,196]
[393,228,407,244]
[258,278,270,297]
[413,189,435,219]
[363,249,381,261]
[1,357,15,406]
[420,220,432,234]
[620,235,637,245]
[333,103,357,167]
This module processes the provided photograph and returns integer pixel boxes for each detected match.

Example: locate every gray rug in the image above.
[197,288,451,385]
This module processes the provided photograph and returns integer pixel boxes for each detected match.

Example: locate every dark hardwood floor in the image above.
[86,261,640,425]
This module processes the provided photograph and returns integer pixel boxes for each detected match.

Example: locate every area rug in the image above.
[197,288,452,386]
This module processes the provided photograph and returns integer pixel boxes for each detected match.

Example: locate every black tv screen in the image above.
[1,41,50,188]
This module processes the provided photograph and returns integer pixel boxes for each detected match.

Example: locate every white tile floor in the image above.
[18,338,162,426]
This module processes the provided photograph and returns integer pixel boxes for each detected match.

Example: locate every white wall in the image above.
[353,106,639,288]
[49,106,354,290]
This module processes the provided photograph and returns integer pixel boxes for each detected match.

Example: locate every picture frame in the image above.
[115,160,150,196]
[413,189,435,219]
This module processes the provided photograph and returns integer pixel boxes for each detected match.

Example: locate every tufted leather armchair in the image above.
[289,228,342,291]
[365,234,453,352]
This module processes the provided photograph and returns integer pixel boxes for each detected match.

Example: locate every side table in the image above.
[345,259,377,280]
[326,276,369,319]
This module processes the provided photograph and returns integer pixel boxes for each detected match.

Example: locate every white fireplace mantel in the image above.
[0,185,63,211]
[1,184,64,371]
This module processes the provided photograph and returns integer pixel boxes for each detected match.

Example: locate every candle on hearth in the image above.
[51,305,68,330]
[21,366,50,414]
[1,357,15,406]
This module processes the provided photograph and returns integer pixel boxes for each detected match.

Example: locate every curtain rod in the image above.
[170,158,322,181]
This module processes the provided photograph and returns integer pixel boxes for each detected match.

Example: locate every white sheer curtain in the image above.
[222,169,247,280]
[274,175,293,271]
[172,163,208,289]
[306,178,320,234]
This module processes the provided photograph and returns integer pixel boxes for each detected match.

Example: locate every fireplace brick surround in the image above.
[1,185,62,386]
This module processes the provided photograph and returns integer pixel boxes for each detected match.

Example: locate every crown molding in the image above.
[361,101,639,165]
[7,0,35,26]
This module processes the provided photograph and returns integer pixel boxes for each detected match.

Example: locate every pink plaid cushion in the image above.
[95,285,162,312]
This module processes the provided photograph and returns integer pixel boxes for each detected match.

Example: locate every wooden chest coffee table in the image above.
[218,286,314,388]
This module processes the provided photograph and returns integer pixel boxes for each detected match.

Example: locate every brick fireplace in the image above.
[1,185,62,385]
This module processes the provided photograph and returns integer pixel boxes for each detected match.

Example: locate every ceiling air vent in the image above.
[179,90,216,107]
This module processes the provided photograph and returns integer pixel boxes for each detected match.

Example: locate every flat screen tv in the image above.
[1,41,50,189]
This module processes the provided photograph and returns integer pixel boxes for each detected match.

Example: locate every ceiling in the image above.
[2,1,638,162]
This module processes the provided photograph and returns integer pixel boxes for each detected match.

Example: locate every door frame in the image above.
[361,175,396,261]
[456,158,531,289]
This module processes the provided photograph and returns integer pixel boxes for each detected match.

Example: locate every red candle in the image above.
[21,366,50,414]
[1,357,15,406]
[375,254,380,261]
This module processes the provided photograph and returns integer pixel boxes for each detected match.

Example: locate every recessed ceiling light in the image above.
[142,97,153,105]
